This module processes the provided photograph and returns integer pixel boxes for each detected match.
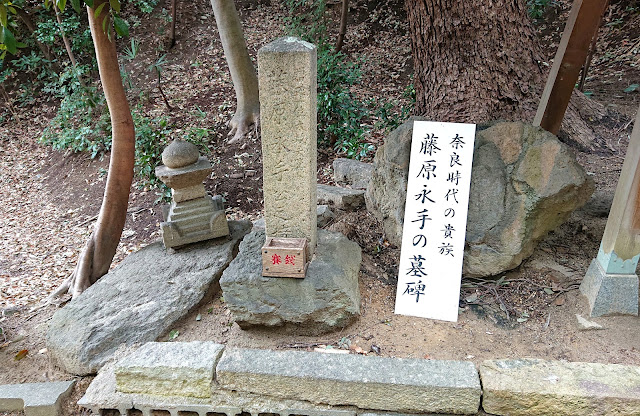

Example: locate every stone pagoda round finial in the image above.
[162,139,200,169]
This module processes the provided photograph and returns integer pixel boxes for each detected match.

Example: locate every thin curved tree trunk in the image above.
[336,0,348,52]
[15,7,60,71]
[210,0,259,144]
[50,0,134,299]
[54,3,89,90]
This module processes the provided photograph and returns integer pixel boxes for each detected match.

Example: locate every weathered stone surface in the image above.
[365,117,425,248]
[0,381,75,416]
[259,36,317,257]
[254,205,335,230]
[366,120,594,277]
[333,158,373,189]
[159,196,230,249]
[316,204,335,227]
[115,342,225,398]
[480,359,640,416]
[220,228,360,335]
[161,139,200,169]
[317,185,365,210]
[80,362,358,416]
[217,349,481,415]
[46,221,251,375]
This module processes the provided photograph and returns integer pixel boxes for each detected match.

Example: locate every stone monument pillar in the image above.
[156,140,229,249]
[258,36,317,258]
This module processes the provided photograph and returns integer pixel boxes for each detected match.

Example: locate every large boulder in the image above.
[366,120,594,277]
[220,229,361,334]
[46,221,251,375]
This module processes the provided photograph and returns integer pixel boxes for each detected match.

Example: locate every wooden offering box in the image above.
[262,237,308,278]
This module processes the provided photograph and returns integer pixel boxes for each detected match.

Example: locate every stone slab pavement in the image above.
[0,380,75,416]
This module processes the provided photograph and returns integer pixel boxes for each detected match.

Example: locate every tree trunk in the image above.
[15,7,60,71]
[50,0,135,299]
[169,0,177,48]
[54,4,89,91]
[210,0,260,144]
[405,0,543,123]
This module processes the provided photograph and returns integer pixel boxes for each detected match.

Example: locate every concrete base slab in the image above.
[0,380,75,416]
[580,258,639,316]
[480,359,640,416]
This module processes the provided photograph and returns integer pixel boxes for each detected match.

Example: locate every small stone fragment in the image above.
[575,314,604,330]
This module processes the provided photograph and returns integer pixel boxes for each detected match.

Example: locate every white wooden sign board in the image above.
[394,120,476,322]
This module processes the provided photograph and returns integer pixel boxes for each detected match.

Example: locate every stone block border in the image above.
[0,380,75,416]
[71,342,640,416]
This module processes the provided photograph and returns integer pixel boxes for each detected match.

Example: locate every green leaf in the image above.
[543,287,554,295]
[113,15,128,37]
[71,0,81,13]
[109,0,120,13]
[168,329,179,340]
[2,27,16,54]
[624,84,639,93]
[102,14,108,33]
[0,4,7,28]
[94,2,106,18]
[57,0,68,11]
[84,0,94,8]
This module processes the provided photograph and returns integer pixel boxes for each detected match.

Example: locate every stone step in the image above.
[479,358,640,415]
[216,348,481,415]
[0,381,75,416]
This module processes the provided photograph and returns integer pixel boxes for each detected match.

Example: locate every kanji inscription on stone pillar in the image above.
[258,37,317,259]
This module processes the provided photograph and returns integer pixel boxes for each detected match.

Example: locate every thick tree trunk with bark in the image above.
[211,0,260,144]
[50,0,134,299]
[405,0,543,123]
[405,0,609,153]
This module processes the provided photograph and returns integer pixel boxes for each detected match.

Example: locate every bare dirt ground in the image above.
[1,0,639,414]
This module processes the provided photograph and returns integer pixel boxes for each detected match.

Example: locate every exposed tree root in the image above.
[47,235,105,301]
[559,90,629,154]
[227,108,260,144]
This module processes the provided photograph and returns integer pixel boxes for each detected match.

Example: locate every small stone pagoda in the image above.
[155,140,229,249]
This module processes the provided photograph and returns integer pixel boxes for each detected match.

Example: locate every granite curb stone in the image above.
[0,380,75,416]
[480,358,640,415]
[216,348,481,414]
[115,341,225,398]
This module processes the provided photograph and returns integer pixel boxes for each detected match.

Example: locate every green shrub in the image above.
[284,0,373,159]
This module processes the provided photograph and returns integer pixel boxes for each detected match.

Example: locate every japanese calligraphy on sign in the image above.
[394,121,476,322]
